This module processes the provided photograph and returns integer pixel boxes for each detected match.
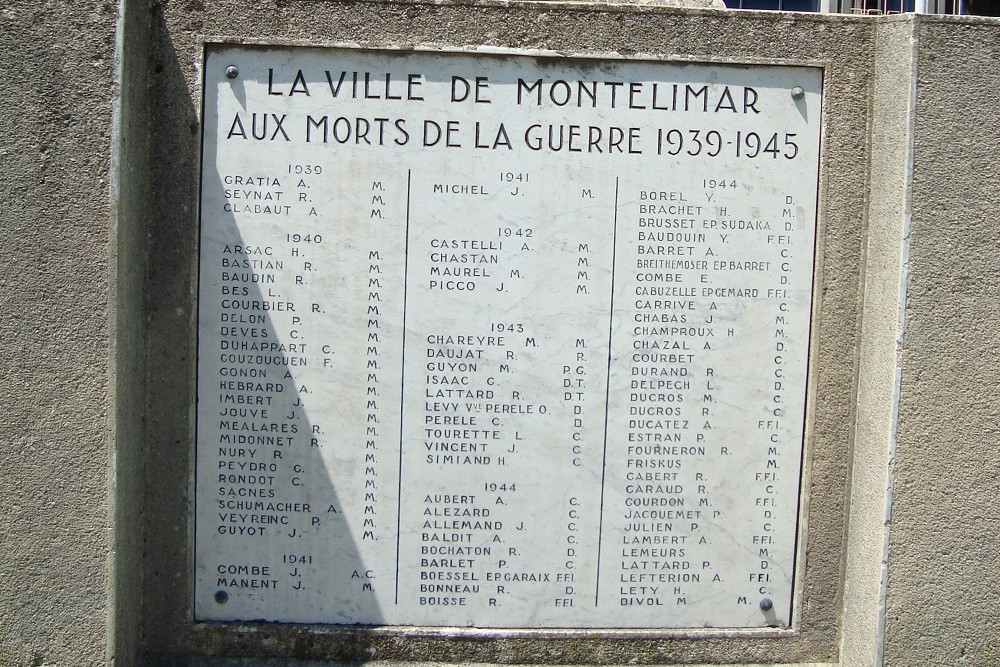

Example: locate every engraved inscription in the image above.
[195,45,822,630]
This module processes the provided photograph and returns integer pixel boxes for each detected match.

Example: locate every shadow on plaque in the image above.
[200,124,386,629]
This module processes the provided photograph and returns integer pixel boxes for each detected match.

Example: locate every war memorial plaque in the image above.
[195,44,822,630]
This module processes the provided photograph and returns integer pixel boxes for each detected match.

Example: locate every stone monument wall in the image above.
[0,2,997,666]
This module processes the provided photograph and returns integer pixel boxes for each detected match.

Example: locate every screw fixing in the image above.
[791,86,805,100]
[225,66,239,79]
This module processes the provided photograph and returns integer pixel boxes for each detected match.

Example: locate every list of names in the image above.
[195,45,821,629]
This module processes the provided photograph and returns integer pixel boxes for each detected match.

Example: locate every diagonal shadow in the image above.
[193,49,386,628]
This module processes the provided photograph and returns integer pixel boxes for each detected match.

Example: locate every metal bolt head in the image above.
[225,66,239,79]
[215,590,229,604]
[759,597,773,611]
[791,86,805,100]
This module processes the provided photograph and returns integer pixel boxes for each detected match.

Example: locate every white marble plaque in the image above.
[195,44,821,630]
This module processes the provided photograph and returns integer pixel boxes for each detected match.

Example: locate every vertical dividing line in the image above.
[594,177,620,606]
[394,169,412,605]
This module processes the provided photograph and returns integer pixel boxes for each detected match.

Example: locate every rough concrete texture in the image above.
[882,16,1000,667]
[139,2,873,664]
[0,2,117,666]
[5,0,1000,664]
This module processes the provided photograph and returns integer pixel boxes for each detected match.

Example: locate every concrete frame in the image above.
[1,2,997,666]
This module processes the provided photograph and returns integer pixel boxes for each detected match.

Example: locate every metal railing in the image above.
[838,0,964,13]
